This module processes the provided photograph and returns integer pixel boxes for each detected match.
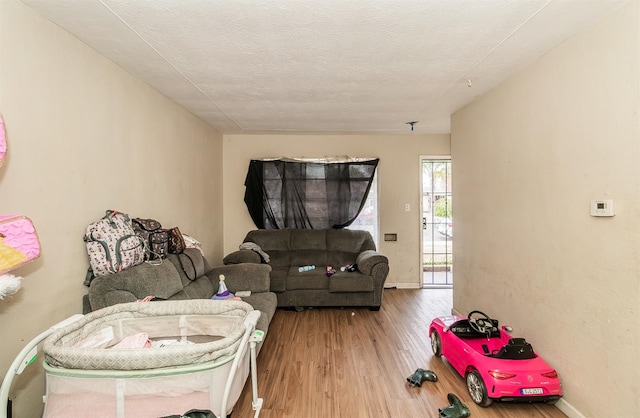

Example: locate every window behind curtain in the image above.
[347,172,378,245]
[244,157,379,230]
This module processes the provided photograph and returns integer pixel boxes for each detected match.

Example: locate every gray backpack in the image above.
[84,210,145,279]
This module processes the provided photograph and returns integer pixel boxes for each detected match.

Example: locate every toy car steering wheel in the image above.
[467,310,494,335]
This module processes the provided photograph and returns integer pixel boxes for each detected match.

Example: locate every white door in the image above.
[421,158,452,288]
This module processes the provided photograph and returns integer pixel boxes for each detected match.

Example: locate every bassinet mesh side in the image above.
[43,332,253,418]
[43,299,255,370]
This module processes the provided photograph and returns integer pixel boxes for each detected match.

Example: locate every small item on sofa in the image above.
[212,296,243,301]
[84,210,145,279]
[340,264,357,272]
[167,227,186,254]
[235,290,252,297]
[326,266,336,277]
[132,217,169,261]
[298,265,315,272]
[183,234,204,256]
[211,274,235,300]
[239,242,270,263]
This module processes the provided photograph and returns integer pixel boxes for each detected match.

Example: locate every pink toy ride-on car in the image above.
[429,310,563,407]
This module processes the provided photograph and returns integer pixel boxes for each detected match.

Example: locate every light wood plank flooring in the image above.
[233,289,567,418]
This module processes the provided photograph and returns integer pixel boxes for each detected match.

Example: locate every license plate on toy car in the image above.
[521,388,543,395]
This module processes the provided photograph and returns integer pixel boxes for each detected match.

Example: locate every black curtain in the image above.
[244,158,379,229]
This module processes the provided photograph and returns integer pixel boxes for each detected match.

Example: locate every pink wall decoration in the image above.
[0,114,5,167]
[0,114,42,299]
[0,215,41,275]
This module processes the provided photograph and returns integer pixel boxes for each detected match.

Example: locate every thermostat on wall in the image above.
[590,200,615,217]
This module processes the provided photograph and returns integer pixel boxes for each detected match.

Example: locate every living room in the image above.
[1,1,638,417]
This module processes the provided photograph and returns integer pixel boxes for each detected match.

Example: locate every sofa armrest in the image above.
[88,260,183,311]
[356,250,389,276]
[208,263,272,293]
[223,249,262,265]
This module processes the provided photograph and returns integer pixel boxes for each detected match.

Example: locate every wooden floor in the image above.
[233,289,567,418]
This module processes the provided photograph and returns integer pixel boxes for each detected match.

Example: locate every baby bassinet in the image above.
[40,299,263,418]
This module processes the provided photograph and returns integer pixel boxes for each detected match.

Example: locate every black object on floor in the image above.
[160,409,217,418]
[406,368,438,387]
[438,393,471,418]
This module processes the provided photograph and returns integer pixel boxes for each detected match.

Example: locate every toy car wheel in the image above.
[430,330,442,357]
[466,370,493,407]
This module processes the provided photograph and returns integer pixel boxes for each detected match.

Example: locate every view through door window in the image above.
[422,159,452,287]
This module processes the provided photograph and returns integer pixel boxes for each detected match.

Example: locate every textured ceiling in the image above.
[21,0,627,134]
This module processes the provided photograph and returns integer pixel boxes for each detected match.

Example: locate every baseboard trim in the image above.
[384,283,421,289]
[556,399,586,418]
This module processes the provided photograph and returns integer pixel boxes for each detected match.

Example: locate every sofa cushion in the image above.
[326,228,375,252]
[267,250,291,269]
[290,250,328,268]
[328,272,374,293]
[286,267,329,290]
[287,230,328,267]
[181,276,215,299]
[88,261,184,311]
[210,263,272,294]
[325,251,359,269]
[269,268,288,293]
[168,249,208,286]
[245,229,291,251]
[290,229,327,250]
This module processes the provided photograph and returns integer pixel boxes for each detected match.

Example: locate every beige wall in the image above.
[0,1,222,416]
[7,0,635,415]
[451,2,639,417]
[222,134,450,287]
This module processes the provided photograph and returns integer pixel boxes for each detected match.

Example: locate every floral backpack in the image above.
[84,210,145,282]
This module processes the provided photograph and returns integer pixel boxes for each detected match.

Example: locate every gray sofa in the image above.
[83,248,277,339]
[223,229,389,310]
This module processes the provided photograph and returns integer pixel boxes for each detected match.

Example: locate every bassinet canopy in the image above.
[43,300,255,371]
